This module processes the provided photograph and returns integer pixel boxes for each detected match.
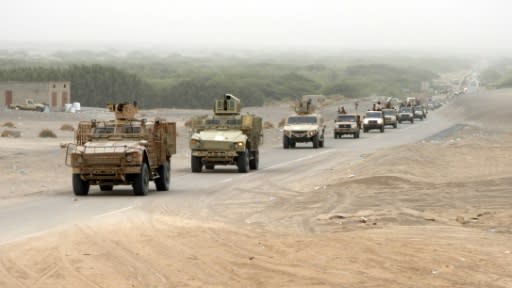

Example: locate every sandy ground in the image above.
[1,89,512,287]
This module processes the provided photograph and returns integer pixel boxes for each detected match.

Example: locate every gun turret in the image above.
[107,102,138,120]
[295,98,315,115]
[214,94,241,115]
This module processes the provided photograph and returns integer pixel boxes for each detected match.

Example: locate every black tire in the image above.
[319,138,324,148]
[312,135,319,148]
[249,151,259,170]
[191,156,202,173]
[205,164,215,170]
[237,150,250,173]
[363,127,368,133]
[290,141,296,148]
[99,184,113,191]
[354,132,359,139]
[133,163,150,196]
[72,174,89,196]
[411,119,414,124]
[283,136,290,149]
[398,120,402,124]
[380,126,384,133]
[334,133,337,139]
[155,160,170,191]
[393,123,397,128]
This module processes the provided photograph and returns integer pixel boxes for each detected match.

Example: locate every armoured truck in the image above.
[63,102,176,196]
[282,99,325,148]
[189,94,263,173]
[334,114,360,139]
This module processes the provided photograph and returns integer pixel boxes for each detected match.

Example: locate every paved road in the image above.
[0,109,455,245]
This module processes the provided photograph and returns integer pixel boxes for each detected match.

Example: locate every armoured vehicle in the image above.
[362,110,385,133]
[282,99,325,148]
[9,99,47,112]
[381,108,398,128]
[63,102,176,196]
[398,107,414,123]
[334,114,360,139]
[189,94,262,173]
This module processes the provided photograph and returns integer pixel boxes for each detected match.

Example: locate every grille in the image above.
[369,120,377,124]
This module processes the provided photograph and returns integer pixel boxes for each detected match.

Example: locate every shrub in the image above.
[2,122,15,128]
[278,118,286,128]
[60,124,75,131]
[39,129,57,138]
[1,130,21,138]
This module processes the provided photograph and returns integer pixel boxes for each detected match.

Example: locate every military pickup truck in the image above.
[9,99,47,112]
[63,102,177,196]
[362,110,385,133]
[381,108,398,128]
[189,94,263,173]
[334,114,360,138]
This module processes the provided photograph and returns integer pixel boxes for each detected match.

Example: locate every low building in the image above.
[1,81,71,110]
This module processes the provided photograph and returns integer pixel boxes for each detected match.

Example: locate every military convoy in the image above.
[189,94,262,173]
[63,102,176,196]
[282,99,325,148]
[61,93,435,196]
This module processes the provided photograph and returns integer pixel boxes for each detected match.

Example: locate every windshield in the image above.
[365,112,382,118]
[337,115,356,122]
[382,110,395,116]
[93,125,141,137]
[287,116,317,124]
[204,118,241,127]
[400,107,412,113]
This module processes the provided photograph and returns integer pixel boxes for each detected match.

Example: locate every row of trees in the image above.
[0,59,445,108]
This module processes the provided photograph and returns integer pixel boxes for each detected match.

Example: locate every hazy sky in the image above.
[3,0,510,52]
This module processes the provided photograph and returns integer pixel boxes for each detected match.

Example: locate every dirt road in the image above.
[1,89,511,287]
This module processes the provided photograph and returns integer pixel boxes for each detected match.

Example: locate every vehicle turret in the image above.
[214,94,241,115]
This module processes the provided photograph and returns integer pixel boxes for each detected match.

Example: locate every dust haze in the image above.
[2,0,512,54]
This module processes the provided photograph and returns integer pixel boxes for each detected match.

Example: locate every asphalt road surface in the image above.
[0,109,454,245]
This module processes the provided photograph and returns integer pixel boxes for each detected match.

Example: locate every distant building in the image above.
[1,81,71,110]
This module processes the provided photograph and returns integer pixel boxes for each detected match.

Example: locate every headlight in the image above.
[190,139,200,146]
[377,119,383,124]
[307,130,317,137]
[126,151,138,162]
[235,141,245,149]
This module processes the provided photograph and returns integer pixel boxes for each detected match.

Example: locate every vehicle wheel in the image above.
[393,123,397,128]
[312,135,319,148]
[380,126,384,133]
[72,174,89,196]
[421,116,424,121]
[99,184,113,191]
[398,120,402,124]
[249,150,259,170]
[133,162,150,196]
[290,141,296,148]
[363,128,368,133]
[411,119,414,124]
[237,149,250,173]
[354,132,359,139]
[205,164,215,170]
[191,156,202,173]
[334,133,337,139]
[319,139,324,148]
[283,136,290,149]
[155,160,170,191]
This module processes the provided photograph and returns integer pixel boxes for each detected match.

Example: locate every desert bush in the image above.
[2,122,15,128]
[263,121,274,129]
[39,129,57,138]
[60,124,75,131]
[1,130,21,138]
[278,118,286,128]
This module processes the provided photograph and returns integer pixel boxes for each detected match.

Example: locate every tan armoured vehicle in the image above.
[282,99,325,148]
[189,94,262,173]
[63,102,176,196]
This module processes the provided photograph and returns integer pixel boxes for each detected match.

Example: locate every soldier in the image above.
[338,106,347,114]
